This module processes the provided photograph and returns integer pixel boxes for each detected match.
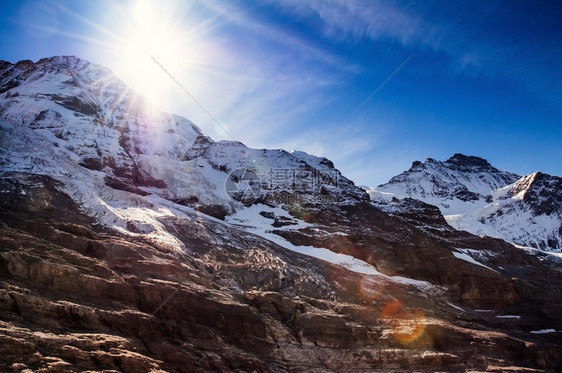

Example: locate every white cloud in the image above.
[201,0,359,72]
[270,0,562,108]
[269,0,433,48]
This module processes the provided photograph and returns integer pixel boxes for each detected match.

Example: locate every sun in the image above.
[98,0,224,120]
[114,0,187,107]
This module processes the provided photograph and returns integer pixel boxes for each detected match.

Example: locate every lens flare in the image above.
[359,275,386,301]
[380,299,426,344]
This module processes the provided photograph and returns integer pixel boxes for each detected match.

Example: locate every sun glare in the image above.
[115,0,187,107]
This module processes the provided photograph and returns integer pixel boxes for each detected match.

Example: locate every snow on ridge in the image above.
[225,204,436,290]
[530,329,557,334]
[452,249,497,272]
[447,302,466,312]
[0,56,202,161]
[289,150,335,170]
[367,155,561,252]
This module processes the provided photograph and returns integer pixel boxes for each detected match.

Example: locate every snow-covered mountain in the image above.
[0,56,365,250]
[2,56,562,371]
[369,154,562,251]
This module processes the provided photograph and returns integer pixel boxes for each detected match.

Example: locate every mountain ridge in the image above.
[1,56,562,371]
[370,154,562,251]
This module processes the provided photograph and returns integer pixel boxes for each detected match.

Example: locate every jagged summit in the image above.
[511,171,562,216]
[1,56,113,95]
[408,154,500,174]
[370,154,562,251]
[445,153,495,171]
[379,154,519,202]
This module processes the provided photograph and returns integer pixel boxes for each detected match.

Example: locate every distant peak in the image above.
[15,59,35,69]
[5,56,83,68]
[532,171,544,178]
[445,153,492,169]
[411,160,423,168]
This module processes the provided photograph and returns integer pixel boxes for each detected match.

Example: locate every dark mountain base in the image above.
[1,174,561,372]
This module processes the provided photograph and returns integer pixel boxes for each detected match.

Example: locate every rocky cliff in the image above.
[1,57,561,372]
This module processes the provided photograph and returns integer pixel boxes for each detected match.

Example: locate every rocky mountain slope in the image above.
[1,56,562,372]
[370,154,562,252]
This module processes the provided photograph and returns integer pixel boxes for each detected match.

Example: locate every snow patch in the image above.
[447,302,466,313]
[225,204,436,290]
[530,329,556,334]
[452,249,497,272]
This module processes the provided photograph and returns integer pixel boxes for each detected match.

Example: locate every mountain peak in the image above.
[0,55,114,99]
[372,152,561,251]
[408,154,495,173]
[445,153,493,171]
[376,153,521,206]
[4,55,85,71]
[511,171,562,217]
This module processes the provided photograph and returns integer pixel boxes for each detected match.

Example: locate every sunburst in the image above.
[113,0,188,107]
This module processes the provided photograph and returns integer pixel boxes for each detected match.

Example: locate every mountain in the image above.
[1,57,562,372]
[370,154,562,252]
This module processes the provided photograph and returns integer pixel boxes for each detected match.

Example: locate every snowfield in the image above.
[368,155,562,252]
[0,56,435,291]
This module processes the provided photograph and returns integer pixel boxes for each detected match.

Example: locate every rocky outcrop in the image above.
[2,174,561,372]
[511,172,562,216]
[445,153,498,172]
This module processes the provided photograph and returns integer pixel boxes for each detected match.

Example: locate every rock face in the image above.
[1,57,562,372]
[2,173,562,372]
[511,172,562,216]
[371,154,562,251]
[381,154,520,202]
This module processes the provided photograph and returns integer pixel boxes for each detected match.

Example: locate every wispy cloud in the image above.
[200,0,360,72]
[136,0,360,148]
[79,0,348,149]
[89,0,562,185]
[270,0,562,108]
[270,0,424,45]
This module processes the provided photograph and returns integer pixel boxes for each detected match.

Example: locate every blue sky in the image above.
[1,0,561,186]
